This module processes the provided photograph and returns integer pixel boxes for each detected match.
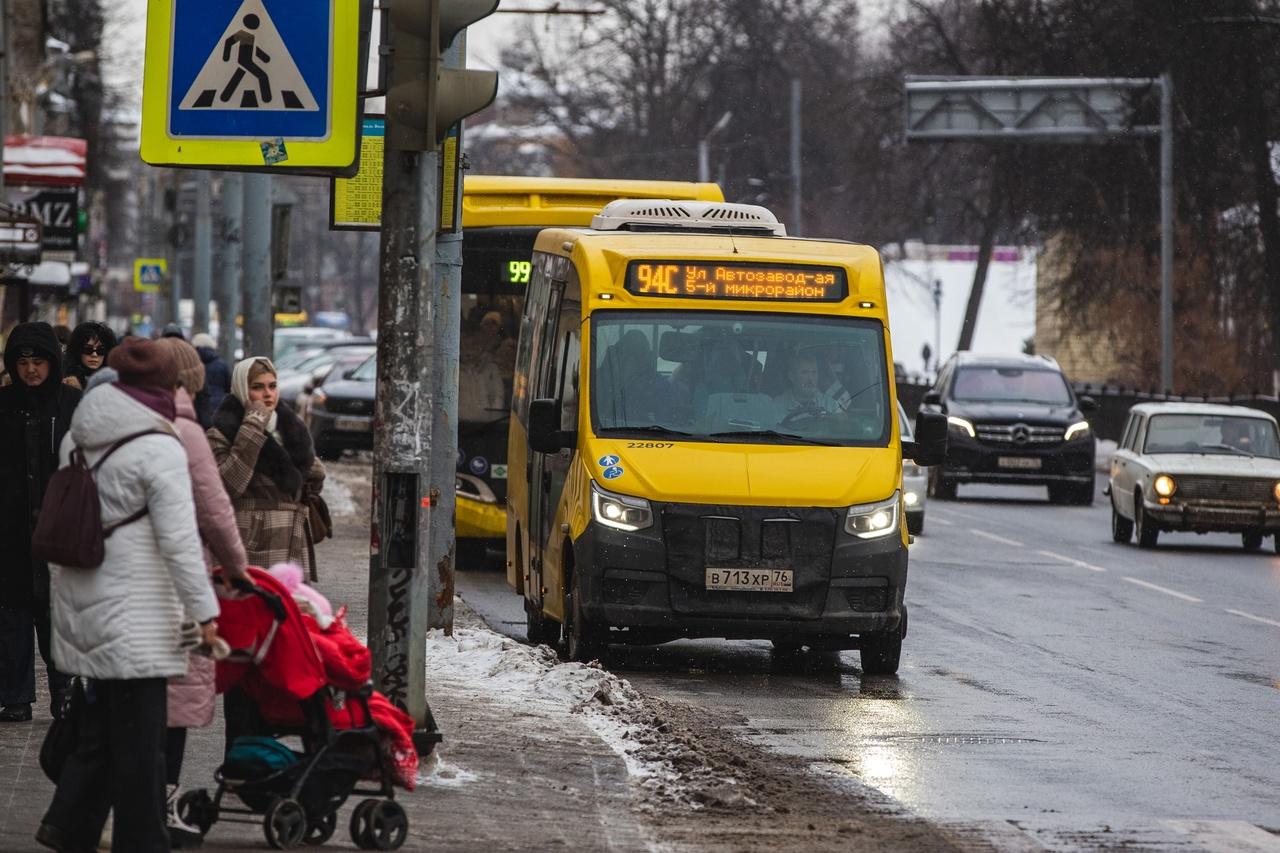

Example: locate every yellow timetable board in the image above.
[331,118,384,228]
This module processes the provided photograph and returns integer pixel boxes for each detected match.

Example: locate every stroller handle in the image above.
[230,576,288,622]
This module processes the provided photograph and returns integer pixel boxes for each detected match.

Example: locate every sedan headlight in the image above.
[1064,420,1090,441]
[591,482,653,532]
[1153,475,1176,497]
[845,491,900,539]
[946,416,975,438]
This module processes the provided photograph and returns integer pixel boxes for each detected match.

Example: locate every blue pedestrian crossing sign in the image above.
[140,0,363,174]
[134,258,167,293]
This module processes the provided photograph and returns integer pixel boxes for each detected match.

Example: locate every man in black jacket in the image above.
[0,322,80,721]
[190,333,230,429]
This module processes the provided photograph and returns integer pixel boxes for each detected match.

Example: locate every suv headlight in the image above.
[1153,475,1176,497]
[1064,420,1090,441]
[947,416,975,438]
[591,482,653,532]
[845,491,900,539]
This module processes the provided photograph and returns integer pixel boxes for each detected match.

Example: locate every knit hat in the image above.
[108,337,178,389]
[157,337,206,393]
[191,332,216,350]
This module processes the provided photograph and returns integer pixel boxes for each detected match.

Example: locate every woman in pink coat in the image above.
[156,338,251,846]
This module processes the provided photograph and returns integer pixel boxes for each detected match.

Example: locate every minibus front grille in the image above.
[662,504,836,619]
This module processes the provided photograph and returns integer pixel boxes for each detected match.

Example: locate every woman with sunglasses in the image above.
[62,322,118,391]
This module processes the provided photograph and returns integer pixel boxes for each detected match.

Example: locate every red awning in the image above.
[4,135,87,186]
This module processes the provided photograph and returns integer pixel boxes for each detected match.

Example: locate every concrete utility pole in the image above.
[790,78,802,235]
[369,0,498,727]
[241,173,273,358]
[192,171,213,334]
[217,173,243,362]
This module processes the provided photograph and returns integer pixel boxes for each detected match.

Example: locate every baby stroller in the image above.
[177,569,412,850]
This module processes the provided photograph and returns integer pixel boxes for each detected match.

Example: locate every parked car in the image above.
[899,402,927,534]
[308,354,376,460]
[296,349,376,423]
[273,326,354,362]
[277,343,375,411]
[920,352,1097,504]
[1107,402,1280,551]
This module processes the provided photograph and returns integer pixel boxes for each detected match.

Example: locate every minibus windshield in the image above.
[591,311,891,446]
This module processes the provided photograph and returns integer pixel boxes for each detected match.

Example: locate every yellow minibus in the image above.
[507,200,945,674]
[453,176,722,563]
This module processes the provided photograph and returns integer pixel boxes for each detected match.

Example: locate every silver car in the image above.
[899,402,927,534]
[1107,402,1280,551]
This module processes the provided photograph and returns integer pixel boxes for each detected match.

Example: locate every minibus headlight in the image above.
[1064,420,1090,441]
[1153,475,1176,498]
[591,483,653,532]
[947,416,976,438]
[845,492,900,539]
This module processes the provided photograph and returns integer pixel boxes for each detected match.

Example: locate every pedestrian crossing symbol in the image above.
[133,258,167,293]
[179,3,320,113]
[140,0,361,174]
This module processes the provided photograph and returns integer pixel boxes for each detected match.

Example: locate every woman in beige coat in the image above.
[208,356,324,575]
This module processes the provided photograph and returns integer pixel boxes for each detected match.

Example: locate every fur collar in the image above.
[212,396,315,496]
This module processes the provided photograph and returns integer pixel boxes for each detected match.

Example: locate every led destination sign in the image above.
[625,261,847,302]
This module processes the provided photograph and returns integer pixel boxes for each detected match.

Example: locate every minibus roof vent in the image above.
[591,200,786,236]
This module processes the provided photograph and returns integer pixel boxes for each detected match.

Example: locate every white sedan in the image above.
[899,403,927,534]
[1107,402,1280,551]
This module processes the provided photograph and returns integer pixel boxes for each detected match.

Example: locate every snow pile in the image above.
[426,621,751,807]
[323,474,358,517]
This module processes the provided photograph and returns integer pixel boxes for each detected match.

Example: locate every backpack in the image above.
[31,430,172,569]
[221,735,300,781]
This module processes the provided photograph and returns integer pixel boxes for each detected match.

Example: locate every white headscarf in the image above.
[231,356,279,436]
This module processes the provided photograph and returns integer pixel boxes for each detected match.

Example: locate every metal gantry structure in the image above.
[904,75,1174,390]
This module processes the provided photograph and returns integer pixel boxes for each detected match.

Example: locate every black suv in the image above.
[920,352,1097,504]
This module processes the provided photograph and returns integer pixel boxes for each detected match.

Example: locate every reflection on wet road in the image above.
[457,484,1280,851]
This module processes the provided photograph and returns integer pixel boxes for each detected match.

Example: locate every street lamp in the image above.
[697,111,732,183]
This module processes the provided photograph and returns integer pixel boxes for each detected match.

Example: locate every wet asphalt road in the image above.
[457,483,1280,851]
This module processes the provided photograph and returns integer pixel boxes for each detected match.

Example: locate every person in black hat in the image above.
[0,322,80,722]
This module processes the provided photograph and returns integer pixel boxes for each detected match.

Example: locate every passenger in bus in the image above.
[596,330,662,426]
[772,351,841,425]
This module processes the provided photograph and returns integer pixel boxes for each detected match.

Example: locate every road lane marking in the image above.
[931,516,954,526]
[1036,550,1107,572]
[1121,576,1203,603]
[1225,609,1280,629]
[1165,820,1280,852]
[970,529,1023,547]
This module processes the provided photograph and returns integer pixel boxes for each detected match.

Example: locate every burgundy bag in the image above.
[31,430,171,569]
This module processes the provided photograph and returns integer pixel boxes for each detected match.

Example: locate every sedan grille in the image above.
[324,397,373,416]
[1175,476,1275,504]
[975,423,1064,447]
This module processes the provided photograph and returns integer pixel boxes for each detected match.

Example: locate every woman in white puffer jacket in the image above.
[37,338,219,853]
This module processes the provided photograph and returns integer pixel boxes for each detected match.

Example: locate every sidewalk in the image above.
[0,461,960,852]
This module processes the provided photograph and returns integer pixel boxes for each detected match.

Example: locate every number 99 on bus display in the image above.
[502,259,532,284]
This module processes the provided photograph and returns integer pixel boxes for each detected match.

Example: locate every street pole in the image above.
[1159,73,1174,393]
[0,0,8,200]
[368,15,441,727]
[217,173,243,362]
[790,77,802,235]
[697,140,709,184]
[241,172,273,359]
[192,171,213,334]
[933,279,942,376]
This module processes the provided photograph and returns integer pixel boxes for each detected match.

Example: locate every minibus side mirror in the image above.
[528,398,572,454]
[1078,395,1099,414]
[922,390,942,407]
[907,411,948,466]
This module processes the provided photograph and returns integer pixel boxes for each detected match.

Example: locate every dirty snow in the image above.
[324,474,359,517]
[423,615,742,804]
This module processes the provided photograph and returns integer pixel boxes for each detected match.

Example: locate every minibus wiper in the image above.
[707,430,837,446]
[600,425,697,437]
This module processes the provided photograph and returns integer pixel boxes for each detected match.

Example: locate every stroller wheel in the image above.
[304,810,337,846]
[349,799,378,849]
[177,788,216,836]
[264,798,307,850]
[365,801,408,851]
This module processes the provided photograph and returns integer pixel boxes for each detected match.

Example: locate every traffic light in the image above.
[386,0,500,151]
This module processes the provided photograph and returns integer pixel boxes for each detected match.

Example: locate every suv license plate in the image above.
[998,456,1041,470]
[335,417,367,432]
[706,568,793,593]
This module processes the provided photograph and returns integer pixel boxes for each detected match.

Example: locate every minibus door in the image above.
[527,282,563,613]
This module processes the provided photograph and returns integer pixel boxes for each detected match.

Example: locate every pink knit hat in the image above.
[268,562,334,628]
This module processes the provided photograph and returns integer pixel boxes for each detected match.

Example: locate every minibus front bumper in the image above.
[572,513,908,646]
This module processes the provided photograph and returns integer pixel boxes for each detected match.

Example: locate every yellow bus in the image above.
[454,176,723,563]
[507,200,946,673]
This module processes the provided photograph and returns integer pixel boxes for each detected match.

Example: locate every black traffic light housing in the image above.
[386,0,499,151]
